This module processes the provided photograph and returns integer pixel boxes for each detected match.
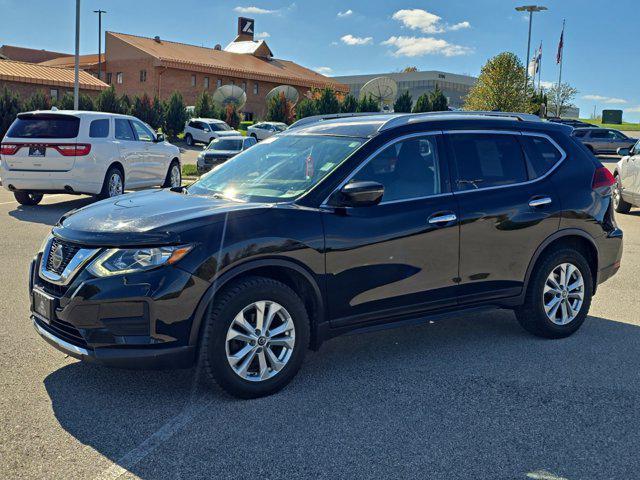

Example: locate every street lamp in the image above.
[515,5,547,91]
[93,10,107,81]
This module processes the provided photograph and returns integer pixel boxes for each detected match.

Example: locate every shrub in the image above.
[225,104,240,129]
[239,121,254,130]
[194,91,217,119]
[356,94,379,113]
[150,96,165,131]
[96,86,122,113]
[132,93,154,125]
[429,85,448,111]
[25,91,51,111]
[266,91,295,124]
[56,92,75,110]
[78,93,95,111]
[0,86,22,139]
[393,90,412,113]
[316,87,340,115]
[163,91,188,140]
[340,93,358,113]
[119,94,132,115]
[295,98,318,120]
[412,93,432,113]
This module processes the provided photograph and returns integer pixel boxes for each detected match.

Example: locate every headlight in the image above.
[87,245,192,277]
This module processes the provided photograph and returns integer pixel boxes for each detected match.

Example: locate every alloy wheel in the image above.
[542,262,584,325]
[613,179,621,209]
[170,165,181,187]
[225,301,295,382]
[108,173,123,197]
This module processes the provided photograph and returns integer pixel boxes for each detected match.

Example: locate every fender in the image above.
[519,228,599,302]
[188,257,326,348]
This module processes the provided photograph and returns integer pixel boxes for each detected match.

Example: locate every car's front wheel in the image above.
[516,248,593,338]
[613,175,632,213]
[100,166,124,199]
[185,133,193,146]
[14,191,43,206]
[163,161,181,188]
[201,276,310,399]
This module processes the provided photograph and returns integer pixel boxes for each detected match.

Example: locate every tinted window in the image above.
[572,130,587,138]
[608,130,627,140]
[7,115,79,139]
[89,119,110,138]
[450,133,527,190]
[115,119,135,141]
[209,139,243,151]
[589,130,609,139]
[130,120,154,142]
[521,135,563,178]
[353,136,440,202]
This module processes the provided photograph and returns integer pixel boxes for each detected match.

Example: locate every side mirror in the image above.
[336,181,384,207]
[617,147,630,156]
[155,133,165,143]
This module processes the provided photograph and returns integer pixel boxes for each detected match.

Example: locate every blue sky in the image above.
[1,0,638,121]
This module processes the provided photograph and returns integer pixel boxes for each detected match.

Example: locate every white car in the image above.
[183,118,240,146]
[0,110,181,205]
[613,139,640,214]
[247,122,288,141]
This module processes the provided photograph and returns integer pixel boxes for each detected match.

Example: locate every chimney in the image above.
[236,17,255,42]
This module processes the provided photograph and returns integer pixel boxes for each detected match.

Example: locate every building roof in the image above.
[0,59,109,91]
[107,31,348,92]
[224,40,273,58]
[0,45,71,63]
[39,54,105,69]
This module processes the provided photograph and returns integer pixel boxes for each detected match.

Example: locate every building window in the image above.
[204,77,210,89]
[253,83,258,95]
[216,79,222,88]
[191,74,196,87]
[116,72,123,84]
[139,70,147,82]
[50,89,58,101]
[106,72,112,84]
[242,81,247,92]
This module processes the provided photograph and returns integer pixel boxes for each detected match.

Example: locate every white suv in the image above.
[183,118,240,146]
[0,110,181,205]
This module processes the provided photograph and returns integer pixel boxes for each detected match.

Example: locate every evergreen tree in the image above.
[295,98,318,120]
[150,96,165,130]
[224,104,241,129]
[132,93,154,125]
[25,91,51,111]
[96,86,122,113]
[412,93,432,113]
[56,93,75,110]
[266,91,295,124]
[163,91,188,139]
[356,94,379,113]
[194,91,217,118]
[119,94,132,115]
[78,93,95,111]
[340,93,358,113]
[393,90,413,113]
[0,86,23,139]
[429,85,448,111]
[315,87,340,114]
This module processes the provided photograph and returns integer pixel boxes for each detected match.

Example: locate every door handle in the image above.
[529,197,552,208]
[428,213,457,225]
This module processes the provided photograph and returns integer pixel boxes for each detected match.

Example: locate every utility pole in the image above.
[94,9,106,81]
[515,5,547,92]
[555,19,566,117]
[74,0,80,110]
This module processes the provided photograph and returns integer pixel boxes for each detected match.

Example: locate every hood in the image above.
[216,130,242,137]
[203,149,239,157]
[54,189,267,246]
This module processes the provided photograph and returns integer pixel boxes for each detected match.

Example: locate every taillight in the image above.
[0,143,20,155]
[592,166,616,189]
[54,144,92,156]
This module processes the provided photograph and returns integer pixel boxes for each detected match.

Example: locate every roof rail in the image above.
[288,112,393,130]
[379,110,543,132]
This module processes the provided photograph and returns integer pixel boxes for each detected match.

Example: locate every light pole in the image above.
[93,9,106,81]
[74,0,80,110]
[515,5,547,92]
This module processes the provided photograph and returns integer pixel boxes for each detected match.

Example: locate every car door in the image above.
[113,118,139,187]
[626,140,640,200]
[587,129,612,154]
[609,130,632,152]
[446,131,562,304]
[129,119,166,185]
[323,133,460,327]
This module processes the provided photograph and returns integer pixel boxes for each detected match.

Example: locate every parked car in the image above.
[196,136,257,174]
[30,112,622,399]
[247,122,288,141]
[0,110,181,205]
[547,117,596,129]
[571,127,637,155]
[612,140,640,213]
[183,118,239,146]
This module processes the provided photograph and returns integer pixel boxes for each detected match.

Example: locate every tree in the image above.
[429,85,448,111]
[56,92,75,110]
[0,86,22,139]
[119,94,132,115]
[412,92,432,113]
[96,86,122,113]
[163,91,188,139]
[295,97,317,120]
[25,91,51,111]
[224,104,240,129]
[194,91,217,118]
[546,82,578,117]
[78,93,94,111]
[356,94,379,113]
[150,96,165,130]
[393,90,412,113]
[340,93,358,113]
[266,91,295,124]
[464,52,534,113]
[316,87,340,114]
[132,93,154,125]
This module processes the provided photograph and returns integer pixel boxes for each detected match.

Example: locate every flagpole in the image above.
[538,43,543,94]
[556,20,565,117]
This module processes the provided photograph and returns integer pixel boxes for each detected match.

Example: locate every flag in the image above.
[528,43,542,77]
[556,21,565,64]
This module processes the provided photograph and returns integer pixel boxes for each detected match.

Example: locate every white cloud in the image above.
[539,81,555,90]
[314,66,334,75]
[381,36,473,57]
[583,94,627,104]
[234,6,276,14]
[391,9,470,34]
[337,9,353,18]
[255,31,270,38]
[624,106,640,113]
[341,34,373,46]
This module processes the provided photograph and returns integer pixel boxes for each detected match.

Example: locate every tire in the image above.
[201,276,310,399]
[99,166,124,199]
[515,248,593,339]
[14,191,43,206]
[586,145,595,155]
[250,133,258,140]
[185,133,193,146]
[163,160,181,188]
[613,175,632,214]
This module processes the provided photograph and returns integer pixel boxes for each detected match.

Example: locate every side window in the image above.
[352,136,440,202]
[572,130,587,138]
[609,130,626,140]
[130,120,154,142]
[449,133,527,191]
[520,135,563,178]
[188,121,197,129]
[245,137,257,148]
[89,119,110,138]
[589,130,608,139]
[114,119,135,141]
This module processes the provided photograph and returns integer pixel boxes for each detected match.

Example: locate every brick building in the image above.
[0,59,108,102]
[0,45,71,64]
[104,18,348,120]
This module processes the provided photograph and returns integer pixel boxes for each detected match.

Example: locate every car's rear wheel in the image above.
[185,133,193,146]
[515,248,593,338]
[613,175,632,213]
[100,166,124,199]
[163,161,181,188]
[201,276,310,399]
[14,191,43,206]
[250,133,257,140]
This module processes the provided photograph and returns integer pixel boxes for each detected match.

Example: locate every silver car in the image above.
[613,140,640,213]
[196,136,257,174]
[572,128,637,155]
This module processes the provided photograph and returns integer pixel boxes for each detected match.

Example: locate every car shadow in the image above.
[43,311,640,479]
[8,197,94,226]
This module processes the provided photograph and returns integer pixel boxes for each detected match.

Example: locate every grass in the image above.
[579,119,640,131]
[182,164,199,178]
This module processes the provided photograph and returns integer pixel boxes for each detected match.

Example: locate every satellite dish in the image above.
[212,84,247,109]
[359,76,398,110]
[266,85,300,106]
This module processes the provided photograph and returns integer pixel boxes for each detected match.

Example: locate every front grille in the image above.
[38,278,68,297]
[46,238,81,275]
[36,316,88,348]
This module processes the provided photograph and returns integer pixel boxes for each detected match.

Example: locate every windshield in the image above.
[209,122,232,131]
[8,114,80,138]
[188,135,365,202]
[207,138,243,151]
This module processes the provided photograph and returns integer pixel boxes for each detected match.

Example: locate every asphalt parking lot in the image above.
[1,157,640,480]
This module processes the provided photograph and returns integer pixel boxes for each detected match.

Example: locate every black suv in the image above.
[30,112,623,399]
